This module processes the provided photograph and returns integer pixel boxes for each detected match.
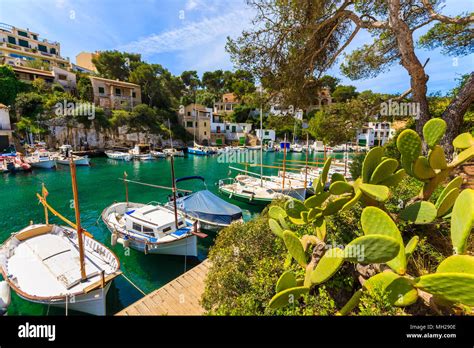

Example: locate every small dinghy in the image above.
[55,145,90,166]
[167,176,243,231]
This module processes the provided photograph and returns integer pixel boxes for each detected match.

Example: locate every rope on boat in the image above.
[120,273,147,296]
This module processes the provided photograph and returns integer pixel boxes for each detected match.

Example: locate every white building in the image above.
[356,122,395,147]
[0,104,13,152]
[52,66,76,91]
[256,129,276,142]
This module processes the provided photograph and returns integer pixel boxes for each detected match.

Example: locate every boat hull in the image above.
[19,282,111,316]
[56,157,90,166]
[105,152,132,161]
[187,147,208,156]
[30,160,56,169]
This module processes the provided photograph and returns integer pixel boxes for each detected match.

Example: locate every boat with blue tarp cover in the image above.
[167,176,243,231]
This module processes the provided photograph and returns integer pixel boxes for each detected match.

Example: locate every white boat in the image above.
[163,148,184,157]
[26,150,56,169]
[219,174,306,205]
[311,141,332,153]
[290,143,304,153]
[102,202,199,256]
[0,224,121,315]
[105,150,132,161]
[150,150,166,158]
[246,145,261,151]
[130,144,154,160]
[55,145,90,166]
[0,281,11,315]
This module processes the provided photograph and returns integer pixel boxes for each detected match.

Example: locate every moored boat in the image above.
[26,150,56,169]
[105,150,132,161]
[101,202,199,256]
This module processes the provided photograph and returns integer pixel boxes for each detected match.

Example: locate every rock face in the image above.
[44,124,183,150]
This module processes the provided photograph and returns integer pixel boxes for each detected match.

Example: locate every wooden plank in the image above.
[116,259,211,316]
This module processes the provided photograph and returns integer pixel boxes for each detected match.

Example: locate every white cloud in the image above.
[118,8,252,56]
[185,0,198,11]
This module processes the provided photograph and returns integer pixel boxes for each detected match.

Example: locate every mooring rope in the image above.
[120,273,147,296]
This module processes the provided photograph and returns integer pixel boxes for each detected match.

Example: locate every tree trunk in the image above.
[388,0,430,136]
[441,72,474,158]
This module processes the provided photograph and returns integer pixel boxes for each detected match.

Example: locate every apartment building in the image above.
[89,76,141,110]
[9,65,77,91]
[178,104,212,144]
[0,22,69,68]
[256,129,276,143]
[214,93,240,114]
[356,122,395,147]
[0,104,13,152]
[76,51,99,72]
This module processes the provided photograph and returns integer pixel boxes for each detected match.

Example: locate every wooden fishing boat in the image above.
[0,163,121,315]
[105,150,132,161]
[26,150,56,169]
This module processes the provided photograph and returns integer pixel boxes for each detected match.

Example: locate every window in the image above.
[186,121,193,128]
[143,226,154,235]
[132,223,142,232]
[231,126,236,132]
[265,131,269,136]
[18,39,29,48]
[132,92,136,98]
[204,131,207,135]
[58,74,67,81]
[204,122,206,127]
[98,87,105,94]
[50,47,56,55]
[115,88,121,96]
[38,44,47,52]
[226,125,229,130]
[17,31,28,38]
[187,112,191,116]
[32,34,38,40]
[162,226,172,233]
[7,36,16,45]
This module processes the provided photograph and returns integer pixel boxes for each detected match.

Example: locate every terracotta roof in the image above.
[89,75,139,88]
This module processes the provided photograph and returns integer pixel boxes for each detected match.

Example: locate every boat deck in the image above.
[116,259,210,315]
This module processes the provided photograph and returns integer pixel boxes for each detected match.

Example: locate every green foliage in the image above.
[0,65,23,106]
[92,50,141,81]
[450,189,474,254]
[400,201,437,224]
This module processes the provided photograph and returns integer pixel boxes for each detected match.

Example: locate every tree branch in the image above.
[421,0,474,24]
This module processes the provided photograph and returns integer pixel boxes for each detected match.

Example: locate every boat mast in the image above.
[282,134,287,190]
[259,86,263,187]
[169,119,179,229]
[304,133,309,189]
[69,158,86,281]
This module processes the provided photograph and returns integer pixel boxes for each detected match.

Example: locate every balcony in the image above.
[0,42,68,61]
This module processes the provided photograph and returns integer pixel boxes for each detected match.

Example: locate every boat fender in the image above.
[111,232,118,246]
[0,281,11,316]
[123,236,130,249]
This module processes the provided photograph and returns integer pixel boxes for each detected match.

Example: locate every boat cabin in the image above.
[123,205,188,240]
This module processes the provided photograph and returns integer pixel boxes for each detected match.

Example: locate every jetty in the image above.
[116,259,211,316]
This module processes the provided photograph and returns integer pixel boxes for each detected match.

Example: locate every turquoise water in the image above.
[0,151,348,315]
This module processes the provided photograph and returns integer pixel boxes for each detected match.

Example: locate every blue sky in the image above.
[1,0,472,94]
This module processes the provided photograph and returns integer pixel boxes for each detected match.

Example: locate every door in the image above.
[0,136,9,153]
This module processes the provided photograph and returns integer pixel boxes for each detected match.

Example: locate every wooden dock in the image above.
[116,259,210,316]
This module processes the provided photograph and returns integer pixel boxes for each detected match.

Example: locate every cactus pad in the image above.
[423,118,446,148]
[269,206,287,220]
[369,158,399,184]
[413,156,436,180]
[453,132,474,149]
[343,235,400,264]
[276,271,297,293]
[285,199,307,219]
[361,146,384,183]
[414,273,474,306]
[321,157,333,185]
[379,169,406,187]
[400,201,437,224]
[338,289,363,315]
[405,236,419,258]
[449,146,474,167]
[364,272,418,306]
[436,255,474,274]
[304,191,330,209]
[428,145,447,170]
[359,183,390,202]
[310,247,344,285]
[435,187,459,217]
[282,230,307,267]
[451,189,474,254]
[397,129,422,163]
[269,218,284,238]
[329,181,353,195]
[268,286,310,309]
[323,196,352,216]
[341,189,362,212]
[361,207,406,274]
[307,207,322,222]
[331,173,346,183]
